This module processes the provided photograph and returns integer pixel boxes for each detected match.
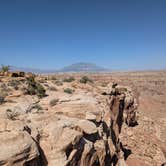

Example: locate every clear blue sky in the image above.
[0,0,166,70]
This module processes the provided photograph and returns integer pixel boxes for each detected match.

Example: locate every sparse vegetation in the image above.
[49,99,59,106]
[26,76,46,98]
[112,83,118,88]
[48,86,57,91]
[33,104,43,111]
[54,80,63,86]
[0,83,8,89]
[26,103,43,113]
[79,76,93,84]
[0,84,9,104]
[0,95,5,104]
[8,80,20,90]
[6,109,19,120]
[63,76,75,82]
[64,88,74,94]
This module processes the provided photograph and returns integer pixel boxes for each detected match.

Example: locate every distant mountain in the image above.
[9,63,109,74]
[59,62,109,72]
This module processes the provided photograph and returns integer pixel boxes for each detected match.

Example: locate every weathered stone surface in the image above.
[77,119,97,134]
[0,131,39,166]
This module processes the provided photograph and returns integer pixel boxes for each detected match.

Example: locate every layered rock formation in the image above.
[0,80,139,166]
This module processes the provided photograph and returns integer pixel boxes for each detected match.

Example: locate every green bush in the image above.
[63,76,75,82]
[49,86,57,91]
[64,88,74,94]
[54,80,63,86]
[49,99,59,106]
[79,76,93,84]
[36,83,46,98]
[26,76,46,98]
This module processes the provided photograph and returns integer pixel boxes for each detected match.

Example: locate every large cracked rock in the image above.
[0,119,40,166]
[0,131,39,166]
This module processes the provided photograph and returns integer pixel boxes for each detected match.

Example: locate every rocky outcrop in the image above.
[37,83,138,166]
[0,119,40,166]
[0,81,139,166]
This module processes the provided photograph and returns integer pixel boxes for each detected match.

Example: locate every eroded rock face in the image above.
[0,130,39,166]
[39,83,138,166]
[0,81,139,166]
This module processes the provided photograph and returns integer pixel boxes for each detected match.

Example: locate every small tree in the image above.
[1,65,10,72]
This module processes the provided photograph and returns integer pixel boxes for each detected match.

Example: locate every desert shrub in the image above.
[63,76,75,82]
[33,104,43,111]
[54,80,63,86]
[49,99,59,106]
[6,109,19,120]
[0,87,9,104]
[112,83,118,88]
[36,83,46,98]
[64,88,74,94]
[26,103,43,113]
[49,86,57,91]
[79,76,93,84]
[101,82,108,87]
[26,76,46,98]
[0,83,7,89]
[0,83,11,94]
[0,95,5,104]
[8,80,20,90]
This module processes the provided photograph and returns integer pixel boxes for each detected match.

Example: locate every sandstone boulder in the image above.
[0,130,39,166]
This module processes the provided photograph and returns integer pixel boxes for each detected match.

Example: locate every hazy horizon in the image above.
[0,0,166,70]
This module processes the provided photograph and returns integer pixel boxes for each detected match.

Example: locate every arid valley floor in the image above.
[0,70,166,166]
